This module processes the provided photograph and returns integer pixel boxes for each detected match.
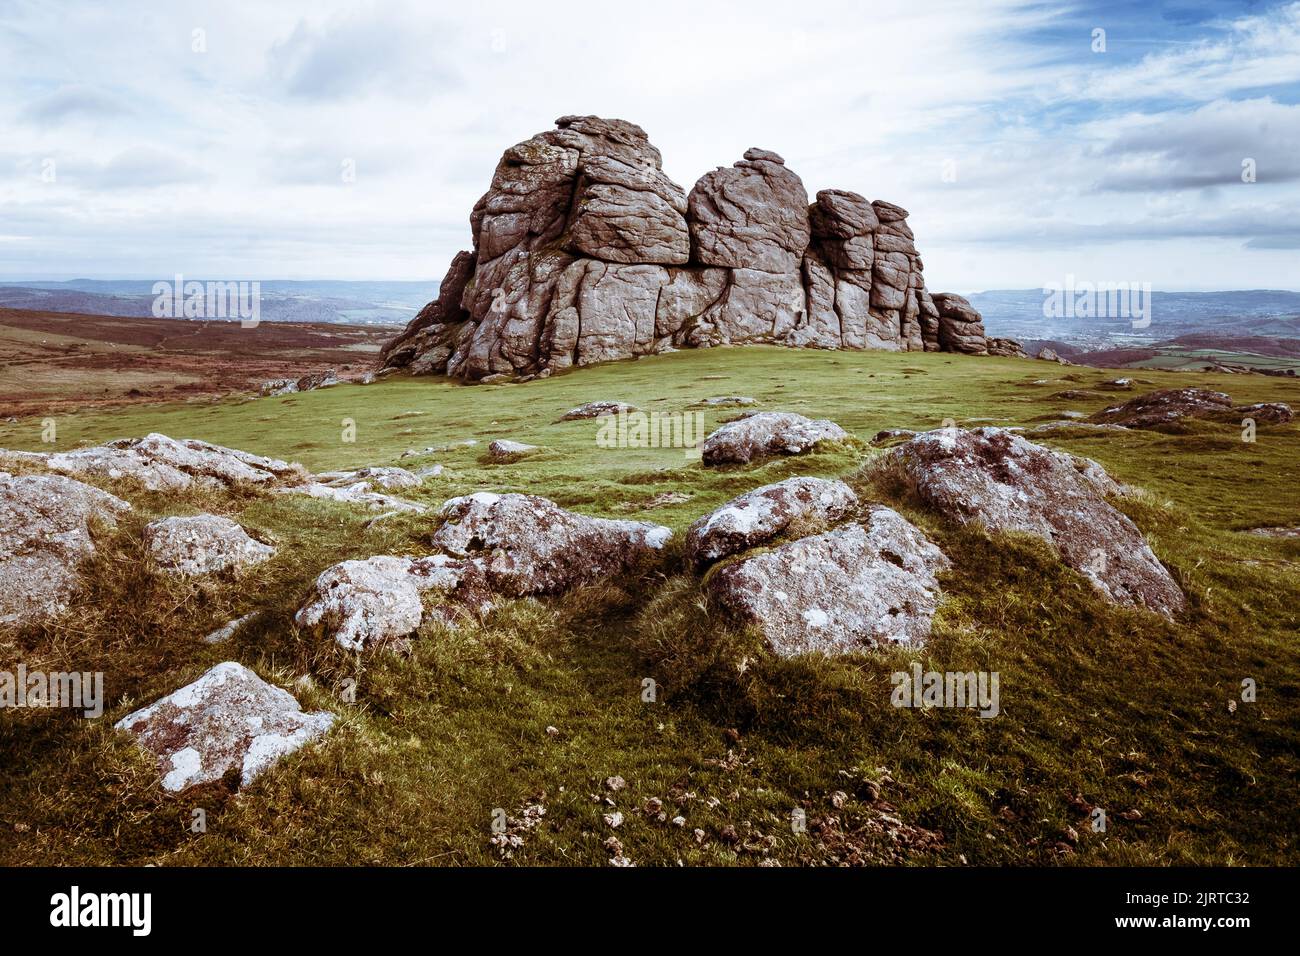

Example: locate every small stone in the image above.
[488,439,540,462]
[556,401,639,422]
[202,611,259,644]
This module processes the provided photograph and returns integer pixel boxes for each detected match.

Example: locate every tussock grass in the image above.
[1,347,1297,865]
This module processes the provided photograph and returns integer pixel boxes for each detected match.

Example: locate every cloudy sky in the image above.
[2,0,1299,291]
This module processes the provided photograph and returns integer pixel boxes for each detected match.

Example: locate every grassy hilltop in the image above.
[1,346,1297,866]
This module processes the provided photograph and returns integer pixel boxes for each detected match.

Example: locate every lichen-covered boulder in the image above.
[709,506,950,653]
[701,412,848,466]
[47,444,194,491]
[48,433,309,491]
[694,396,756,408]
[1233,402,1294,425]
[431,493,670,595]
[295,554,491,652]
[143,515,275,576]
[0,472,131,625]
[890,427,1185,618]
[286,478,426,513]
[684,477,857,569]
[115,661,334,792]
[315,466,423,491]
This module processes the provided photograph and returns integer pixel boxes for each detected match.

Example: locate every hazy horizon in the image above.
[4,277,1300,296]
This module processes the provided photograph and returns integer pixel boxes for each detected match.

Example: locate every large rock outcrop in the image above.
[381,116,993,381]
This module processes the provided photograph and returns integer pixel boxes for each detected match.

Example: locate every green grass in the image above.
[1,346,1297,866]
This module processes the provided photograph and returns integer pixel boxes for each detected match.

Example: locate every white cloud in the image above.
[1066,2,1300,103]
[0,0,1297,291]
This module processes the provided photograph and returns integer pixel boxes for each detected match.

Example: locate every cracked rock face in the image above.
[143,514,276,576]
[890,427,1186,618]
[47,433,309,491]
[0,472,131,625]
[688,148,810,273]
[39,434,431,514]
[701,412,849,466]
[685,477,858,569]
[115,661,335,792]
[932,293,989,355]
[380,115,994,381]
[295,553,492,651]
[709,506,951,653]
[432,492,670,596]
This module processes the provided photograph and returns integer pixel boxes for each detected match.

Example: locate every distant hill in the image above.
[970,289,1300,373]
[0,279,437,326]
[968,289,1300,345]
